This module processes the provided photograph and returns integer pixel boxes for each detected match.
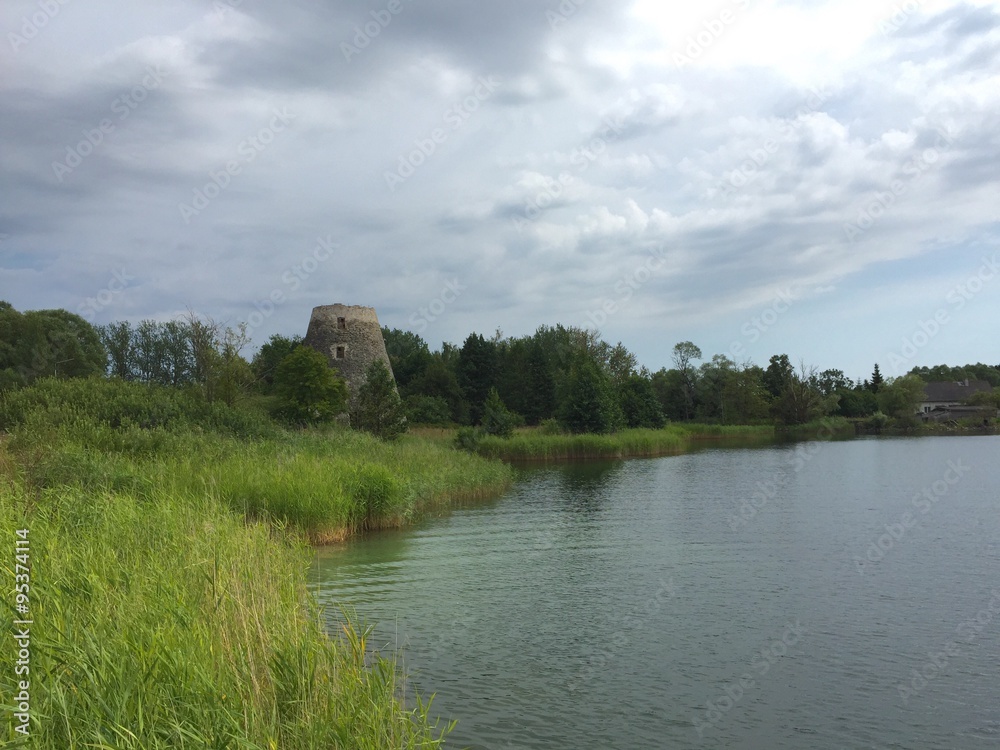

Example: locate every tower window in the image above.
[336,346,345,359]
[337,317,346,330]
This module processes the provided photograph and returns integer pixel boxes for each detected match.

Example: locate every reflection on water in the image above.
[311,436,1000,749]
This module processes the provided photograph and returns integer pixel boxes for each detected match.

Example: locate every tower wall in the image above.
[303,304,394,402]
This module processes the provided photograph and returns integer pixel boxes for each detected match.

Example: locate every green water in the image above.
[311,435,1000,748]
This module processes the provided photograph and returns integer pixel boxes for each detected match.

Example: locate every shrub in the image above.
[480,387,515,438]
[539,418,563,435]
[272,347,347,425]
[403,394,452,425]
[350,360,407,441]
[867,411,890,430]
[454,426,482,452]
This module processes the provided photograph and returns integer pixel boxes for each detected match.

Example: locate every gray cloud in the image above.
[1,0,999,378]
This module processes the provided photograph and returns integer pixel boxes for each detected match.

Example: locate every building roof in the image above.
[922,379,993,403]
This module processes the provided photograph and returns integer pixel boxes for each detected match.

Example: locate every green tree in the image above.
[251,334,302,393]
[814,369,850,396]
[351,359,407,440]
[721,363,771,423]
[607,342,638,387]
[481,386,516,437]
[558,355,622,434]
[457,333,498,424]
[403,394,452,425]
[382,327,432,392]
[273,346,347,425]
[835,386,878,418]
[696,354,736,422]
[1,305,108,386]
[619,373,665,428]
[650,367,687,421]
[869,364,884,393]
[967,388,1000,409]
[876,374,925,425]
[772,364,830,425]
[216,323,252,407]
[97,321,134,379]
[185,311,220,401]
[671,341,702,420]
[763,354,793,399]
[408,358,468,423]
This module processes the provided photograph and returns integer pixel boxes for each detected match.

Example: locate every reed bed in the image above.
[474,427,691,462]
[0,464,455,749]
[675,423,777,439]
[0,378,512,747]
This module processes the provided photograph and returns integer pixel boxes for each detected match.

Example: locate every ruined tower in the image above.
[303,304,394,402]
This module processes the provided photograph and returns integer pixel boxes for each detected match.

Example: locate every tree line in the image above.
[3,301,998,436]
[380,326,1000,431]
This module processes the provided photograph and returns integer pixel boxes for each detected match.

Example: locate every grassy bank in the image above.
[0,378,513,748]
[471,423,778,462]
[775,416,855,440]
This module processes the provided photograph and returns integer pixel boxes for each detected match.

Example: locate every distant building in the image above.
[303,304,394,404]
[918,379,995,421]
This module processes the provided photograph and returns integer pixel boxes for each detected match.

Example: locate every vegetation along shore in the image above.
[1,299,996,746]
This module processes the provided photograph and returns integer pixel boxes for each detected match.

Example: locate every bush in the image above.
[558,357,622,434]
[539,418,564,435]
[350,360,407,441]
[272,347,347,425]
[481,387,515,438]
[0,377,277,441]
[454,426,482,452]
[867,411,889,430]
[403,394,452,425]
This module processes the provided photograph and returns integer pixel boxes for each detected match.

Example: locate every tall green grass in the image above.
[0,377,513,747]
[0,465,453,749]
[470,423,780,462]
[474,427,690,461]
[167,431,513,542]
[775,416,854,439]
[2,378,513,540]
[676,423,777,439]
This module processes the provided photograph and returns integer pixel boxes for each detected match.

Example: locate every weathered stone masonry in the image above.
[303,304,394,403]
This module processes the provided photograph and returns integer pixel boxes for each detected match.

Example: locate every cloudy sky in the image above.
[2,0,998,380]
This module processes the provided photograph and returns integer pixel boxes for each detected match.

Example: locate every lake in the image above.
[310,435,1000,749]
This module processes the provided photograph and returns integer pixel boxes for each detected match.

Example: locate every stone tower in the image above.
[303,304,394,402]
